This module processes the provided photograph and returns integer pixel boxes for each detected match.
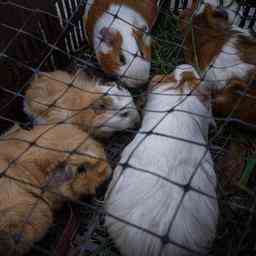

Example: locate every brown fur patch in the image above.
[213,76,256,124]
[178,71,200,88]
[132,29,151,60]
[179,4,231,69]
[148,74,177,90]
[97,30,123,74]
[236,34,256,65]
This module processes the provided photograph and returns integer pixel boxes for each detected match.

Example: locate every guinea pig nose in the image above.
[77,164,87,174]
[215,7,228,20]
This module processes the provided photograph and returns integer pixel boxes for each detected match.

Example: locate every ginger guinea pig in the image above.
[0,124,111,255]
[24,69,140,138]
[83,0,158,87]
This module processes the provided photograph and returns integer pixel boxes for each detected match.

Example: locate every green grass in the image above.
[151,12,183,74]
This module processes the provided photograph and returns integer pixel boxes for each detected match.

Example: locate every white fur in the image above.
[100,43,113,54]
[174,64,201,81]
[203,29,255,89]
[91,4,151,87]
[105,65,219,256]
[93,83,140,135]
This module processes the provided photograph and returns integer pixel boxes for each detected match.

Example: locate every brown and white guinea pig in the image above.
[83,0,158,87]
[105,64,218,256]
[0,123,111,255]
[179,2,256,90]
[24,69,140,138]
[180,3,256,125]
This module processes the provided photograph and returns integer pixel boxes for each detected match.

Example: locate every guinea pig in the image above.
[105,64,219,256]
[179,3,256,90]
[0,123,111,255]
[83,0,158,87]
[24,69,140,138]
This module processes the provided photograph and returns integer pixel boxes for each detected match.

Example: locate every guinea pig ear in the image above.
[99,27,116,46]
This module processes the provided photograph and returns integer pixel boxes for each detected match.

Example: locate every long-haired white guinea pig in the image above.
[105,64,219,256]
[24,69,140,138]
[83,0,157,87]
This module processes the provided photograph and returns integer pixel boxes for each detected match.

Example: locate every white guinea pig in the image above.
[83,0,158,87]
[24,69,140,138]
[105,64,219,256]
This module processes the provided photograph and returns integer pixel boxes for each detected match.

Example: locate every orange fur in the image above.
[0,124,110,255]
[132,29,151,60]
[148,74,177,90]
[97,31,123,75]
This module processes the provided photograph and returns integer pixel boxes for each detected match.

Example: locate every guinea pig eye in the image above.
[141,25,149,33]
[119,53,126,65]
[77,164,87,174]
[98,101,106,110]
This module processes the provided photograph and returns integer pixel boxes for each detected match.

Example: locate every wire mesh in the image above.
[0,0,255,255]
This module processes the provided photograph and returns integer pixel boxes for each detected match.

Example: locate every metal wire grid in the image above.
[0,0,255,255]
